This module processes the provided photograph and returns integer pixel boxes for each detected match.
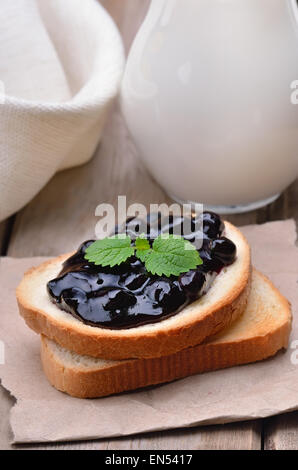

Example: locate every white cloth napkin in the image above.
[0,0,124,222]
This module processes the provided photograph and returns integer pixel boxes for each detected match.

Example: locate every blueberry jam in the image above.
[47,212,236,329]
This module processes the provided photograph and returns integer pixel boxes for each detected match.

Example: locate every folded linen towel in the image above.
[0,0,124,221]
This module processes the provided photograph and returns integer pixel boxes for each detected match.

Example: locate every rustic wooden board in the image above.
[1,0,297,451]
[264,412,298,450]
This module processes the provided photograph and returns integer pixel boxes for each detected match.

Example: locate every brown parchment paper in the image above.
[0,220,298,444]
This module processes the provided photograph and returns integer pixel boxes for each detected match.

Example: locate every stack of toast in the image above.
[16,222,292,398]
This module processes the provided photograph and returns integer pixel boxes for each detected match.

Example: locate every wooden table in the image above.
[1,0,298,450]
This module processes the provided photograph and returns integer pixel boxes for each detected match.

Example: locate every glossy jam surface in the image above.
[47,212,236,329]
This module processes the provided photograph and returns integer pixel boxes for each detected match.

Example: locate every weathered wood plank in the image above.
[264,412,298,450]
[0,218,13,256]
[0,223,6,255]
[265,180,298,226]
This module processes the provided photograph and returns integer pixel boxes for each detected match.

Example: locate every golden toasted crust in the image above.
[40,270,292,398]
[17,222,251,360]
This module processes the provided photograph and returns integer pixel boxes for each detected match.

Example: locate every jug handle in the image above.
[290,0,298,24]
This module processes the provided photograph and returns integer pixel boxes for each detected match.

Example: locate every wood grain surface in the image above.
[0,0,297,451]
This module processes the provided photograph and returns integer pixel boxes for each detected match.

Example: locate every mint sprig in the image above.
[84,235,134,267]
[141,235,202,277]
[84,234,202,277]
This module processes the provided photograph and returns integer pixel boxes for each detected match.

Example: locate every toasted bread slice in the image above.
[41,270,292,398]
[17,222,251,360]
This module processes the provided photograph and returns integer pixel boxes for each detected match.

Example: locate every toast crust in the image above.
[17,222,251,360]
[40,270,292,398]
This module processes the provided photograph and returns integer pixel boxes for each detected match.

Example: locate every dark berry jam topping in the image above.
[47,212,236,329]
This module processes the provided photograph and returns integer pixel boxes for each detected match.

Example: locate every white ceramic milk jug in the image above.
[121,0,298,213]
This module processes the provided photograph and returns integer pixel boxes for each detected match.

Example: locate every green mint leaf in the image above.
[84,235,134,267]
[84,233,203,278]
[135,236,151,262]
[136,250,151,262]
[144,235,202,277]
